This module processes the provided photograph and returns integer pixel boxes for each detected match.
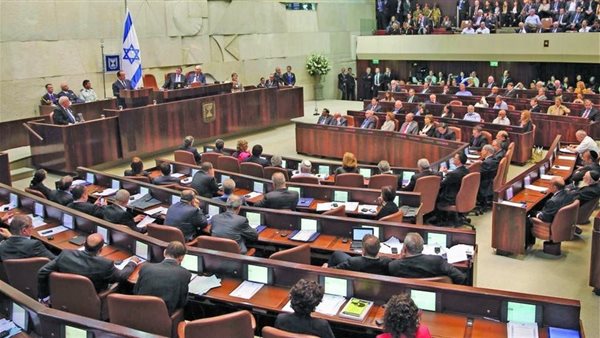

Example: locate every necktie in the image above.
[66,109,76,123]
[49,93,53,101]
[401,123,408,133]
[120,80,125,88]
[583,109,590,118]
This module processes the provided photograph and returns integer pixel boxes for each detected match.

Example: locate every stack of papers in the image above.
[282,294,346,316]
[558,155,575,161]
[446,244,474,264]
[290,230,317,242]
[559,147,575,154]
[136,215,156,229]
[507,322,538,338]
[525,185,548,193]
[115,256,146,270]
[0,318,20,335]
[93,188,118,197]
[467,154,480,159]
[540,174,558,180]
[339,298,374,320]
[357,204,378,214]
[316,202,359,212]
[171,173,185,178]
[229,280,263,299]
[144,206,168,216]
[71,179,90,186]
[499,201,526,208]
[188,274,222,295]
[380,236,403,254]
[26,214,47,228]
[39,225,69,237]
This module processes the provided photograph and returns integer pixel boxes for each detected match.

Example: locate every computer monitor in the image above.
[539,165,546,176]
[205,147,214,152]
[96,226,110,244]
[281,159,287,168]
[426,232,448,248]
[253,182,264,194]
[402,171,415,186]
[85,173,95,184]
[139,186,149,196]
[410,289,437,312]
[170,164,175,175]
[319,276,353,297]
[360,225,380,239]
[523,175,531,186]
[244,264,273,284]
[505,187,514,200]
[352,227,374,241]
[333,190,349,202]
[359,168,371,178]
[246,212,262,228]
[181,254,203,273]
[208,204,220,217]
[191,168,199,177]
[63,214,75,230]
[111,179,120,190]
[300,218,318,232]
[288,186,301,196]
[11,302,28,330]
[318,165,330,176]
[221,175,230,184]
[135,241,149,260]
[62,325,89,338]
[34,202,45,217]
[171,195,181,205]
[9,193,18,207]
[501,301,543,324]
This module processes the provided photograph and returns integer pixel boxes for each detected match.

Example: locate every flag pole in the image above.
[100,39,106,98]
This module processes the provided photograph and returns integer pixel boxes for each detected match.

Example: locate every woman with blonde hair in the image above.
[381,112,396,131]
[334,152,359,175]
[232,139,251,162]
[419,114,436,137]
[520,110,533,132]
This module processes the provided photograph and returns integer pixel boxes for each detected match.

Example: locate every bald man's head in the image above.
[114,189,131,205]
[272,172,286,188]
[85,233,104,254]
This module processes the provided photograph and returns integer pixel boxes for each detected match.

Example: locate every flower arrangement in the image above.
[305,53,331,77]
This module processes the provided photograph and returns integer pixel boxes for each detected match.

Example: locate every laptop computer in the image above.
[350,227,374,250]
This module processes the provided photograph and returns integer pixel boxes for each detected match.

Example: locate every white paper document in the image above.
[71,179,88,186]
[181,177,192,184]
[500,201,526,208]
[38,225,69,237]
[282,294,346,316]
[507,322,539,338]
[558,155,575,161]
[379,236,403,254]
[422,244,447,256]
[144,206,168,216]
[559,147,575,154]
[316,203,333,211]
[243,192,262,199]
[26,214,47,228]
[291,230,316,242]
[188,275,222,295]
[525,185,548,193]
[446,244,473,263]
[115,256,146,270]
[467,154,480,159]
[136,215,156,229]
[171,173,185,178]
[0,203,16,211]
[342,202,359,212]
[552,165,571,171]
[93,188,118,197]
[129,193,145,202]
[229,280,264,299]
[540,174,558,180]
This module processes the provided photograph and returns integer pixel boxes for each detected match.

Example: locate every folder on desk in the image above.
[339,298,373,321]
[297,197,314,207]
[288,230,320,242]
[129,195,162,210]
[548,327,579,338]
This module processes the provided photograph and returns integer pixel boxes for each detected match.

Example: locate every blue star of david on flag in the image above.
[122,44,140,65]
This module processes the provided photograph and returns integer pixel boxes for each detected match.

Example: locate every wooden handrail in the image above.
[22,122,43,141]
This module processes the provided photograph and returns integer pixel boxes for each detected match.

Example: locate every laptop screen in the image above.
[359,168,371,178]
[352,227,374,241]
[402,171,415,185]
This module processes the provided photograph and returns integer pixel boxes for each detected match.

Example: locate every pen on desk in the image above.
[41,230,53,235]
[482,316,500,322]
[382,243,391,248]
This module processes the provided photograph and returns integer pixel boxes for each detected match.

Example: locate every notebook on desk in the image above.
[129,195,162,209]
[297,197,314,207]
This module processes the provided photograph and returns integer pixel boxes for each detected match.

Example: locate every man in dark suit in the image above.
[492,139,507,161]
[282,65,296,86]
[580,99,600,122]
[0,215,55,261]
[244,144,270,167]
[53,96,80,125]
[529,98,541,113]
[545,21,563,32]
[477,145,500,208]
[163,67,186,90]
[317,108,333,125]
[377,186,400,219]
[569,150,600,185]
[500,70,514,88]
[190,162,219,198]
[265,73,280,88]
[388,232,467,284]
[360,67,373,100]
[416,13,432,34]
[49,176,74,206]
[360,110,377,129]
[556,8,569,29]
[213,178,236,202]
[372,67,383,94]
[165,190,207,241]
[210,195,258,254]
[134,241,191,315]
[568,6,584,30]
[67,185,105,219]
[178,136,201,163]
[365,97,382,112]
[577,171,600,206]
[437,153,469,208]
[391,100,405,115]
[406,88,417,103]
[112,70,133,108]
[401,158,439,191]
[469,125,489,151]
[433,123,456,141]
[345,67,356,101]
[186,65,206,86]
[152,162,180,185]
[103,189,146,232]
[326,234,391,275]
[483,76,497,89]
[329,112,348,126]
[56,82,83,103]
[40,83,58,105]
[399,113,419,135]
[38,233,138,299]
[337,68,347,99]
[503,83,517,98]
[254,173,299,210]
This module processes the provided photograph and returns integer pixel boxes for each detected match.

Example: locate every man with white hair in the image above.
[254,172,299,210]
[53,96,80,125]
[568,130,600,156]
[377,160,393,175]
[292,160,316,179]
[187,65,206,85]
[210,195,258,254]
[401,158,439,191]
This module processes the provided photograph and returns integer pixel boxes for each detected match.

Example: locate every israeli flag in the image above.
[121,9,143,89]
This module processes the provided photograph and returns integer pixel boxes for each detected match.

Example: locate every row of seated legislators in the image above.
[376,0,600,33]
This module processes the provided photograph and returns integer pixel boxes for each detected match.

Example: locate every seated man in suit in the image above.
[213,179,236,202]
[265,73,280,88]
[377,160,394,175]
[502,82,517,98]
[186,65,206,86]
[165,190,208,241]
[179,136,201,163]
[329,112,347,126]
[40,83,58,105]
[124,157,149,177]
[399,113,418,134]
[254,172,299,210]
[469,125,488,151]
[529,98,541,113]
[377,185,400,219]
[463,105,482,122]
[492,96,508,110]
[366,97,383,112]
[67,185,105,219]
[388,232,467,284]
[191,162,219,198]
[134,241,191,315]
[576,171,600,206]
[401,158,438,191]
[492,139,507,161]
[391,100,405,115]
[0,215,56,261]
[432,153,469,224]
[244,144,270,167]
[317,108,333,125]
[38,233,138,300]
[580,99,600,122]
[163,66,186,90]
[325,234,391,275]
[53,96,80,125]
[476,145,499,209]
[433,123,456,141]
[112,70,132,108]
[103,189,146,232]
[56,82,84,103]
[487,86,500,98]
[425,94,437,104]
[569,150,600,185]
[360,110,377,129]
[210,195,258,254]
[152,162,180,185]
[406,88,417,103]
[214,139,226,154]
[49,176,74,206]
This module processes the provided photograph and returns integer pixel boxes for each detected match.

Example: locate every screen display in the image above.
[111,179,120,190]
[139,186,149,196]
[523,176,531,186]
[427,232,447,248]
[64,325,88,338]
[97,226,109,244]
[63,214,74,230]
[411,290,437,312]
[506,301,537,323]
[191,169,199,177]
[505,187,514,200]
[247,264,269,284]
[402,171,415,185]
[539,166,546,176]
[246,212,261,227]
[135,241,148,260]
[323,276,348,297]
[253,182,264,194]
[85,173,95,184]
[361,225,380,239]
[333,190,349,202]
[281,159,287,168]
[318,165,330,175]
[394,196,400,206]
[34,203,44,217]
[170,164,175,174]
[352,227,374,241]
[181,254,199,272]
[12,303,27,329]
[359,168,371,178]
[300,218,317,232]
[221,175,230,184]
[171,195,181,205]
[288,186,301,196]
[208,205,220,217]
[9,193,18,207]
[205,147,214,152]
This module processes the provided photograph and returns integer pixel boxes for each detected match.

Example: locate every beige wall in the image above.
[0,0,374,121]
[357,34,600,63]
